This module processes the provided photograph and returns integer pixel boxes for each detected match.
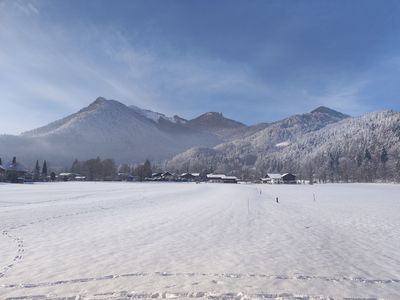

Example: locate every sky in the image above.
[1,0,400,134]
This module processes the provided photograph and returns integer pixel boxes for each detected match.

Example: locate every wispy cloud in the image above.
[0,2,272,133]
[0,0,398,134]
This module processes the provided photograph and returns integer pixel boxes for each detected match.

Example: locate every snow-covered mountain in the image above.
[167,109,400,181]
[167,106,350,170]
[0,97,221,166]
[129,105,188,125]
[2,96,399,180]
[184,112,247,139]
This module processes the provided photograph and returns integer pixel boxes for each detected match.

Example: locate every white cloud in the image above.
[0,2,273,133]
[0,0,383,134]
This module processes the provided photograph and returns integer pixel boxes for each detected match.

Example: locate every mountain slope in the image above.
[167,107,350,172]
[167,109,400,181]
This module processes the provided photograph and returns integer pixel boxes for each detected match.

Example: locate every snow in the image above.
[275,141,290,147]
[129,105,177,124]
[0,182,399,299]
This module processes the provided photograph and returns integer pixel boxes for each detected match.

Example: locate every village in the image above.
[0,156,298,184]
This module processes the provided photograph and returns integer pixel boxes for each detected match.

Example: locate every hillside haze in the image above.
[0,97,247,166]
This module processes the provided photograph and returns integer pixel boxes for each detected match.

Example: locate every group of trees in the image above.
[70,158,153,181]
[33,160,49,181]
[297,146,400,183]
[70,157,117,181]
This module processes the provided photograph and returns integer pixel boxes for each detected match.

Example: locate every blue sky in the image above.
[1,0,400,134]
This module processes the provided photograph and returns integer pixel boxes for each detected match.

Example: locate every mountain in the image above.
[167,106,350,171]
[3,97,398,181]
[0,97,222,166]
[129,105,188,126]
[185,112,247,139]
[167,109,400,181]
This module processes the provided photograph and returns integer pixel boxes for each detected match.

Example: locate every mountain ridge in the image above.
[4,96,395,178]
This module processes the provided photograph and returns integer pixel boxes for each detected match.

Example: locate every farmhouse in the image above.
[180,172,201,181]
[261,173,297,184]
[281,173,297,184]
[58,173,81,181]
[5,158,29,183]
[0,164,6,179]
[206,174,238,184]
[162,172,175,180]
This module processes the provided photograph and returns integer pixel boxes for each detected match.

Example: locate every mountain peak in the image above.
[196,112,222,120]
[94,96,107,103]
[187,112,246,138]
[190,111,244,125]
[311,106,349,118]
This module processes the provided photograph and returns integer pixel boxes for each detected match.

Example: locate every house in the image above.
[206,174,225,183]
[58,172,80,181]
[262,173,283,184]
[0,165,7,182]
[261,173,297,184]
[180,172,201,182]
[0,164,6,179]
[161,172,175,181]
[281,173,297,184]
[5,158,28,183]
[206,174,238,183]
[221,176,238,184]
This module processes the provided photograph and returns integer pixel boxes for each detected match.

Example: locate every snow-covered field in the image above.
[0,182,399,300]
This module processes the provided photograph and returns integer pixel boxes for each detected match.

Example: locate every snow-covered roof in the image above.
[266,173,282,179]
[180,172,200,177]
[207,174,225,179]
[0,165,6,171]
[281,173,296,177]
[207,174,237,180]
[59,172,80,177]
[223,176,238,180]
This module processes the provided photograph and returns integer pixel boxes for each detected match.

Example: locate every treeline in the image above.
[70,157,153,181]
[167,145,400,183]
[298,147,400,183]
[255,146,400,183]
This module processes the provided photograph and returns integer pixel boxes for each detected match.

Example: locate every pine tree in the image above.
[379,147,389,181]
[380,147,388,164]
[0,157,2,165]
[34,160,40,181]
[42,160,48,180]
[362,148,373,182]
[364,148,372,161]
[71,159,79,173]
[12,157,16,165]
[143,160,152,179]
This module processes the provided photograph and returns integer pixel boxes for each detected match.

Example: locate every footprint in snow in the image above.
[211,279,223,285]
